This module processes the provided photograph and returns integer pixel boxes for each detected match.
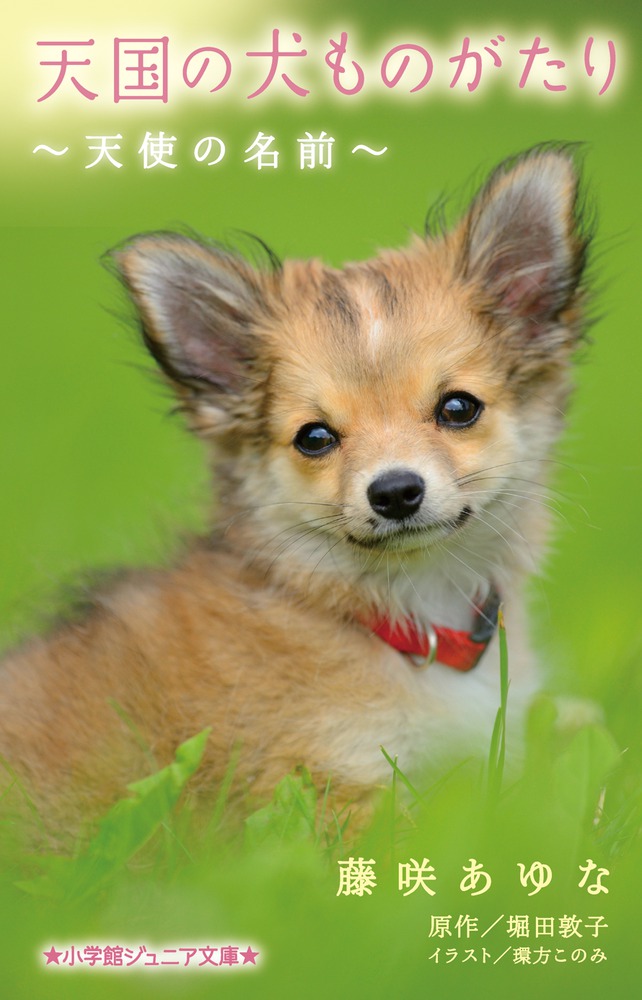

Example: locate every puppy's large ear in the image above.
[462,147,589,338]
[114,235,270,435]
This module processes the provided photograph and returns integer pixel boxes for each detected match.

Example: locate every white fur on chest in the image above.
[316,590,537,790]
[326,648,499,778]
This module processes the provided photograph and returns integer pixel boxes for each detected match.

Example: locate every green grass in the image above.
[1,621,639,999]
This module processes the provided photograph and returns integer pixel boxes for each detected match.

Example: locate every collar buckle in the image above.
[407,622,438,669]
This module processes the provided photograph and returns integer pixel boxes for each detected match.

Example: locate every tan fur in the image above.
[0,148,591,842]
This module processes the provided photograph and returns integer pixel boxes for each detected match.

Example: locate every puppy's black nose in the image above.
[367,470,425,521]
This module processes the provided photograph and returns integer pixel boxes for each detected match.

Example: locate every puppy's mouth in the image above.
[346,506,473,550]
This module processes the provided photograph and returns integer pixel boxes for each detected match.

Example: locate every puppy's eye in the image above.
[437,392,484,428]
[293,422,340,456]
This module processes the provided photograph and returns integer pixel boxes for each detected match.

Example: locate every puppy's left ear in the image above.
[462,148,589,336]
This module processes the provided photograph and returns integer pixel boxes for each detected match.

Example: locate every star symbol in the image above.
[43,946,63,965]
[240,946,259,965]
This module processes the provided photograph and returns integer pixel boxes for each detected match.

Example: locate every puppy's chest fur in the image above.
[0,146,591,836]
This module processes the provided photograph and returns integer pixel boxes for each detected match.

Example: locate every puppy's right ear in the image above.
[114,234,269,434]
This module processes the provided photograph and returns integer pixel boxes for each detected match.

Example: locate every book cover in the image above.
[2,1,640,997]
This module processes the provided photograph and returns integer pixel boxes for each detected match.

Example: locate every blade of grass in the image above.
[487,607,509,805]
[206,741,242,836]
[380,745,423,803]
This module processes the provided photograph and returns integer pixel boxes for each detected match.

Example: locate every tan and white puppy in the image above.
[0,147,590,839]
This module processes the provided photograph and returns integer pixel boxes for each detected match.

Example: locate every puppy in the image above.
[0,147,590,840]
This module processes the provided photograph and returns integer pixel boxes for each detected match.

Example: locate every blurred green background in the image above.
[2,0,641,996]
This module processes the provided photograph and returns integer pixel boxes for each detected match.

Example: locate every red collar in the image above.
[361,587,501,671]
